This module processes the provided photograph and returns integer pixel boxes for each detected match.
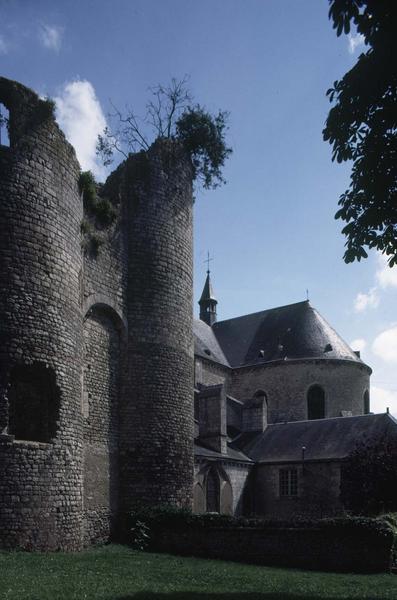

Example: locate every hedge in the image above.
[126,506,396,573]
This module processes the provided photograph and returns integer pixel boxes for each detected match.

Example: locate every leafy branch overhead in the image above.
[324,0,397,267]
[96,77,232,189]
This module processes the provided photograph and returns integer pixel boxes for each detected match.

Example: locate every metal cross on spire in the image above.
[204,251,213,274]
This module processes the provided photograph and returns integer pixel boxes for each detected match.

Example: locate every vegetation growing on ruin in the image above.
[78,170,116,256]
[79,170,116,227]
[96,77,232,189]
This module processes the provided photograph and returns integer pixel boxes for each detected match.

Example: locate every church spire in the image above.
[199,254,218,326]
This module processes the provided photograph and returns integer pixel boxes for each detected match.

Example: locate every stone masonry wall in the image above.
[254,461,343,519]
[82,192,127,326]
[230,360,370,423]
[82,308,121,545]
[195,356,230,389]
[0,77,83,550]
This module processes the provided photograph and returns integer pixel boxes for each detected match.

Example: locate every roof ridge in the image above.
[214,300,309,326]
[267,413,387,426]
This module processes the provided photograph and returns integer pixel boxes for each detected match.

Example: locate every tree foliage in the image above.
[323,1,397,267]
[340,436,397,515]
[96,77,232,190]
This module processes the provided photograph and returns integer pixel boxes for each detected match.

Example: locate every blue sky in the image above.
[1,0,396,414]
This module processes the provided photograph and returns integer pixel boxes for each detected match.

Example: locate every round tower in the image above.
[117,138,194,511]
[0,78,83,550]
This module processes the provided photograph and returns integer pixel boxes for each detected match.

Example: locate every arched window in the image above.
[307,385,325,420]
[0,103,10,147]
[206,468,220,512]
[363,390,370,415]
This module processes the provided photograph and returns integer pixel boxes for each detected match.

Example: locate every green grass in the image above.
[0,544,396,600]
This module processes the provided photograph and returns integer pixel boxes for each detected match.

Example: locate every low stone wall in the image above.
[150,522,394,573]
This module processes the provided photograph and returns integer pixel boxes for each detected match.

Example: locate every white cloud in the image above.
[348,33,365,54]
[376,253,397,289]
[55,80,107,180]
[349,338,366,353]
[372,326,397,364]
[0,34,7,55]
[39,24,63,52]
[353,287,379,313]
[371,386,397,417]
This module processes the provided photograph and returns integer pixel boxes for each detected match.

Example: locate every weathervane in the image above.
[204,251,213,274]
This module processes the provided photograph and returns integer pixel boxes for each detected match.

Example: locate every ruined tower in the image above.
[0,77,194,550]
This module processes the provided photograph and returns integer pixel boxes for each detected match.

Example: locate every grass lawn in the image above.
[0,544,396,600]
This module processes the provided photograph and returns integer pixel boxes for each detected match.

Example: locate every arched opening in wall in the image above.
[83,304,123,543]
[206,467,220,513]
[220,479,233,515]
[193,482,206,513]
[0,103,10,147]
[363,390,370,415]
[307,385,325,420]
[8,363,60,442]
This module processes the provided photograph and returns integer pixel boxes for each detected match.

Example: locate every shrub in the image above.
[79,171,117,227]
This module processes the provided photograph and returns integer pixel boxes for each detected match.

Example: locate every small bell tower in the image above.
[199,253,218,327]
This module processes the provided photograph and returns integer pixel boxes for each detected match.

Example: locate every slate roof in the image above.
[199,272,217,303]
[193,318,229,366]
[194,441,252,463]
[232,413,397,463]
[211,300,368,369]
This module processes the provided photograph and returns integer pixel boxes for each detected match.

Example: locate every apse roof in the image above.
[211,300,368,369]
[233,413,397,463]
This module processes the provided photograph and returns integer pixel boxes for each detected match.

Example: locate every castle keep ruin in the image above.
[1,76,396,551]
[0,77,193,550]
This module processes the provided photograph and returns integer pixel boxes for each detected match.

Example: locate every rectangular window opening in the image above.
[279,468,298,497]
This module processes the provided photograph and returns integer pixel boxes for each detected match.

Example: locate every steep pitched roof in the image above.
[193,318,230,367]
[212,300,368,368]
[199,272,217,303]
[233,413,397,463]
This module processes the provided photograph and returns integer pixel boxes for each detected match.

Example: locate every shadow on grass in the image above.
[115,594,392,600]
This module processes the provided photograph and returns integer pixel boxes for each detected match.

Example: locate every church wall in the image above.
[254,461,342,519]
[230,360,370,422]
[223,462,252,515]
[194,357,230,389]
[194,459,251,516]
